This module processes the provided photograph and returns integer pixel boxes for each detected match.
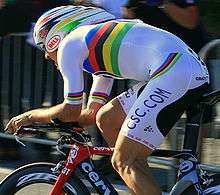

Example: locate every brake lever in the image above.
[13,127,36,147]
[14,130,26,147]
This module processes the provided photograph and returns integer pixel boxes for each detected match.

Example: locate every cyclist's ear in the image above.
[45,52,50,60]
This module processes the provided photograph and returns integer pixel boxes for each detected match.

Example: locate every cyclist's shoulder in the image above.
[58,26,92,56]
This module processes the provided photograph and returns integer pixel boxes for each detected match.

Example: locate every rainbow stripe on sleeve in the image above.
[83,21,136,77]
[65,91,83,102]
[149,53,182,80]
[90,92,109,103]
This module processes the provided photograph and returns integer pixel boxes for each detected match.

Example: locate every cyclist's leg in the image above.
[111,82,185,195]
[110,53,210,195]
[96,98,126,146]
[111,81,176,195]
[112,133,161,195]
[96,82,146,147]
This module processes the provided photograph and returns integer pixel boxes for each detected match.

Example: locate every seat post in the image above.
[183,104,204,155]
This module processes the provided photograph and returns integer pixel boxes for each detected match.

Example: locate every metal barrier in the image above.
[0,35,64,128]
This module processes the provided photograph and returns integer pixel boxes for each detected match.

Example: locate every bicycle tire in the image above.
[181,174,220,195]
[0,162,91,195]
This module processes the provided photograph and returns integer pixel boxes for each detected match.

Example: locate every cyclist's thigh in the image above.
[97,96,126,129]
[97,81,147,127]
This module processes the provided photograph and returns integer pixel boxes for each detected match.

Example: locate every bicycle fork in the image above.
[48,144,80,195]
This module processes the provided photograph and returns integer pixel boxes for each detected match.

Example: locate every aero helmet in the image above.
[33,5,116,52]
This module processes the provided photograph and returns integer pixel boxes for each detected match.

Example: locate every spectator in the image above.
[124,0,209,53]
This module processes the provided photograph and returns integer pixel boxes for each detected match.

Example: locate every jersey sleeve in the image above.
[57,36,88,105]
[87,75,114,105]
[61,68,84,105]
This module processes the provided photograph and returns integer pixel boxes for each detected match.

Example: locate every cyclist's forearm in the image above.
[6,103,82,133]
[28,103,82,123]
[78,111,93,127]
[78,102,103,127]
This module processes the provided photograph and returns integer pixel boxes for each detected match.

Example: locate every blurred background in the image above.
[0,0,220,193]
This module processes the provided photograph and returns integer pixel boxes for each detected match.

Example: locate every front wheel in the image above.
[0,162,90,195]
[181,174,220,195]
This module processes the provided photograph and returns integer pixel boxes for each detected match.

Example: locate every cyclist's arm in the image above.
[5,68,83,132]
[5,103,82,133]
[78,75,114,127]
[57,39,85,123]
[28,103,81,123]
[6,36,87,132]
[25,38,86,123]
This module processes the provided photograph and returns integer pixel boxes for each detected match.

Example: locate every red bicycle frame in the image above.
[50,143,114,195]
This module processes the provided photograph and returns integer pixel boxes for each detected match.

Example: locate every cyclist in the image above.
[6,5,209,195]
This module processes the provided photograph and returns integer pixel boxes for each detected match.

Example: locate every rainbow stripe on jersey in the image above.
[149,53,182,80]
[89,92,109,103]
[65,91,83,102]
[83,21,136,77]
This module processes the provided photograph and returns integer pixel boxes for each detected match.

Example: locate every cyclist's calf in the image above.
[112,134,162,195]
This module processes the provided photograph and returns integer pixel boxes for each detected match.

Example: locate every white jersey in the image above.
[57,20,209,105]
[57,20,209,149]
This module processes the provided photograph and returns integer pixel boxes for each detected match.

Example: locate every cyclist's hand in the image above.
[5,113,32,134]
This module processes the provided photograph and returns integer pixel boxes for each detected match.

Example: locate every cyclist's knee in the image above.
[111,149,137,174]
[111,150,126,173]
[111,142,153,174]
[96,99,125,132]
[96,106,111,132]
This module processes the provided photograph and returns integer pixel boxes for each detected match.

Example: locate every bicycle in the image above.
[1,90,220,195]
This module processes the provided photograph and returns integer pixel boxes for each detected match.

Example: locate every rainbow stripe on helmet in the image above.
[33,5,116,52]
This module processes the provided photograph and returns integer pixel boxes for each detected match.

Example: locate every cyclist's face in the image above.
[45,51,57,61]
[45,51,58,68]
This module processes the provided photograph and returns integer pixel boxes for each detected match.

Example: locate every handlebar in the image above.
[14,119,83,135]
[12,119,92,147]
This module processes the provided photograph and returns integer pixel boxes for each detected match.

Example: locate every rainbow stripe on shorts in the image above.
[149,53,182,80]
